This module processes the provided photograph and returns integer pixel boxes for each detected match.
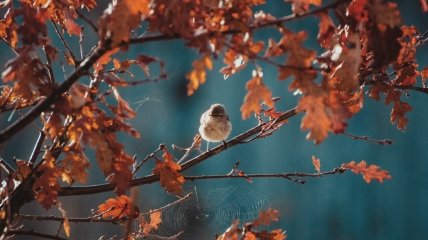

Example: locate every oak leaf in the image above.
[241,70,274,119]
[312,155,321,173]
[297,94,330,144]
[99,0,150,46]
[97,195,140,219]
[252,208,280,227]
[289,0,322,14]
[33,151,61,209]
[187,54,213,95]
[140,211,162,235]
[342,160,391,183]
[217,220,240,240]
[154,148,185,195]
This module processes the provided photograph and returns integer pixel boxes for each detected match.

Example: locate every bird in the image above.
[199,104,232,151]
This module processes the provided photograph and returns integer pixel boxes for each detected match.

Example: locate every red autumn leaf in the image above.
[289,0,322,14]
[312,155,321,173]
[61,151,90,184]
[154,147,185,195]
[97,195,139,219]
[277,30,317,93]
[12,159,32,181]
[33,151,61,209]
[186,54,213,95]
[64,17,81,36]
[421,67,428,85]
[99,0,150,46]
[217,220,240,240]
[252,208,280,227]
[317,12,335,48]
[112,87,137,118]
[297,94,330,144]
[254,229,287,240]
[346,0,369,23]
[342,160,392,183]
[241,69,274,119]
[93,47,119,72]
[140,211,162,235]
[421,0,428,12]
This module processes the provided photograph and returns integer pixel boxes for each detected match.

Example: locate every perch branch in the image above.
[59,108,298,196]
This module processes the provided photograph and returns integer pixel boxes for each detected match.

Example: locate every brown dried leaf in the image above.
[154,148,185,195]
[312,155,321,173]
[186,54,213,95]
[97,195,140,219]
[342,160,391,183]
[99,0,150,46]
[140,211,162,235]
[241,70,274,119]
[252,208,280,227]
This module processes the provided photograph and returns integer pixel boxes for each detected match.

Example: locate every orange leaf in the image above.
[241,70,274,119]
[342,160,392,183]
[186,54,213,95]
[297,94,330,144]
[99,0,150,46]
[33,151,61,209]
[289,0,322,14]
[97,195,139,219]
[94,47,119,72]
[64,17,81,36]
[421,0,428,12]
[140,211,162,235]
[58,203,71,237]
[153,147,185,195]
[13,159,31,181]
[112,87,137,118]
[217,220,240,240]
[252,208,280,227]
[312,155,321,173]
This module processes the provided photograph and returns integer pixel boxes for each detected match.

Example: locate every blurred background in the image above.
[1,0,428,239]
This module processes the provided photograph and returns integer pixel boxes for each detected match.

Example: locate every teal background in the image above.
[1,0,428,239]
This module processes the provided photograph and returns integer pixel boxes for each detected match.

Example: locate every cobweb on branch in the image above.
[141,185,268,239]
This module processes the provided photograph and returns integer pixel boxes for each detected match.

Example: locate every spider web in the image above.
[140,185,268,239]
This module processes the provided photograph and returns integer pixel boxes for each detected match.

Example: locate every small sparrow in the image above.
[199,104,232,151]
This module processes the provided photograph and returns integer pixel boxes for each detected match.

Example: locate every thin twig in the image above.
[51,21,80,65]
[184,167,346,183]
[75,10,98,32]
[342,132,393,145]
[132,145,164,175]
[0,158,14,174]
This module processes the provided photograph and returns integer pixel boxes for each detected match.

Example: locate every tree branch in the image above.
[0,44,108,145]
[183,167,346,183]
[59,108,298,196]
[128,0,348,45]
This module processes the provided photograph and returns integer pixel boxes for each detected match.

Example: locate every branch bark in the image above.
[59,108,298,196]
[0,43,108,145]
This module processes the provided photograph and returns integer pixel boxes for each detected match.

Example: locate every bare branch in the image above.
[342,132,393,145]
[184,168,346,183]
